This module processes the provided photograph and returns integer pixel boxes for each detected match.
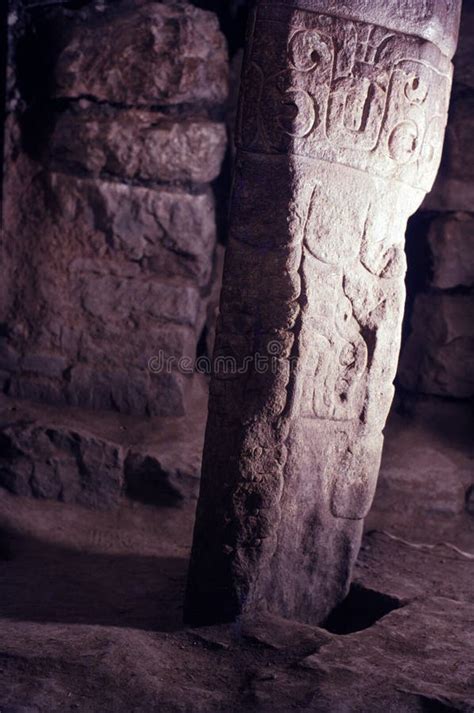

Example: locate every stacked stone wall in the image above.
[1,0,228,416]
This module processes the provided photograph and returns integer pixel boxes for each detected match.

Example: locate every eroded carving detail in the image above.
[237,6,452,191]
[186,0,459,629]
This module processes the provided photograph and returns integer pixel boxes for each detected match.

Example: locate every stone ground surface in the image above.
[0,398,472,713]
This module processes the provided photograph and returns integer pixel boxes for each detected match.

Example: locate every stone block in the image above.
[2,172,215,417]
[77,323,198,369]
[53,0,228,107]
[0,384,206,507]
[79,274,202,328]
[423,94,474,211]
[399,293,474,398]
[443,94,474,185]
[0,419,124,508]
[66,364,190,417]
[6,321,198,417]
[50,110,227,184]
[8,375,66,407]
[423,177,474,212]
[22,353,69,379]
[48,173,216,285]
[428,213,474,288]
[124,450,200,505]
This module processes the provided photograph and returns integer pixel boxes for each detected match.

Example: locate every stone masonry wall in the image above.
[399,3,474,399]
[1,0,228,417]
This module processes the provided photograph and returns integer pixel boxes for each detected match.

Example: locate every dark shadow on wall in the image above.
[401,211,435,346]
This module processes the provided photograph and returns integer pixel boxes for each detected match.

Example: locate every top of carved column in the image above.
[259,1,461,59]
[240,0,462,192]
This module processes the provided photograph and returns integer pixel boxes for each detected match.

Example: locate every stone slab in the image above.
[50,109,227,184]
[0,378,207,508]
[52,0,228,107]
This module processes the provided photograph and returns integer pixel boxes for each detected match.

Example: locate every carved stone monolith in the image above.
[185,0,461,626]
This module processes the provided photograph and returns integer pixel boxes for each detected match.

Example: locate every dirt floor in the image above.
[0,396,472,712]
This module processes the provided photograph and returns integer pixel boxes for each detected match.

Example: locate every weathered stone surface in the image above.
[428,213,474,288]
[1,0,227,419]
[0,381,206,507]
[442,94,474,186]
[423,93,474,211]
[46,172,217,285]
[239,612,332,655]
[299,597,474,712]
[272,0,461,58]
[64,364,191,417]
[2,170,216,415]
[378,447,466,515]
[423,177,474,212]
[53,0,228,107]
[370,396,474,542]
[185,0,459,626]
[0,420,124,509]
[355,530,474,608]
[80,274,201,327]
[399,294,474,398]
[0,401,472,713]
[50,109,227,184]
[375,413,468,517]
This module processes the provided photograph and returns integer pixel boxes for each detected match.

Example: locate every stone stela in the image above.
[185,0,461,626]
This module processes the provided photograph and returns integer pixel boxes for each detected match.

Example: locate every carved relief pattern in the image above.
[186,1,458,626]
[300,283,369,423]
[237,5,452,191]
